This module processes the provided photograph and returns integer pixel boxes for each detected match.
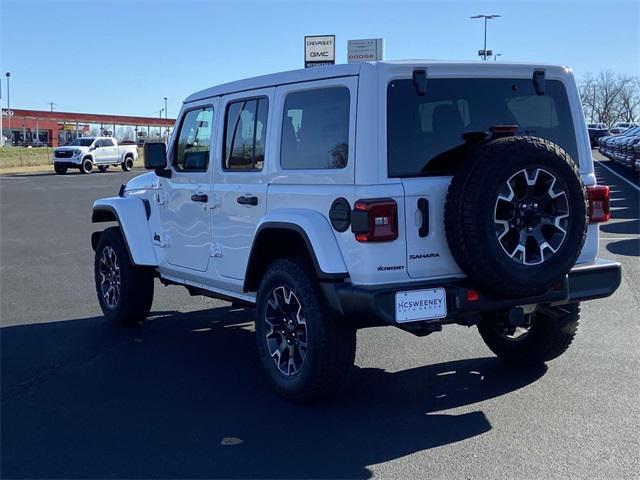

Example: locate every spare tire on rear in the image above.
[444,136,588,297]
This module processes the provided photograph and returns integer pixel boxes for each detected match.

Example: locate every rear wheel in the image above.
[255,256,356,402]
[478,303,580,365]
[94,227,154,325]
[121,156,134,171]
[54,165,67,175]
[80,157,93,174]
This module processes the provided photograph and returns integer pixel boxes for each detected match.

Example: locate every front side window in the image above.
[223,97,268,171]
[387,78,578,177]
[281,87,350,169]
[173,106,214,171]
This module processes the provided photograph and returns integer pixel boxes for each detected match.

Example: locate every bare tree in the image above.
[618,77,640,122]
[579,71,640,126]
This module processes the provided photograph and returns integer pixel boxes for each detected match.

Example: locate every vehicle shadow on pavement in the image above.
[1,307,546,479]
[600,219,640,235]
[606,238,640,257]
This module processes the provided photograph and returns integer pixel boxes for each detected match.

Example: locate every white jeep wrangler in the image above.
[92,61,621,401]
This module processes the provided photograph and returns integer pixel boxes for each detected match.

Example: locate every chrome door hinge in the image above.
[153,233,170,248]
[210,243,223,257]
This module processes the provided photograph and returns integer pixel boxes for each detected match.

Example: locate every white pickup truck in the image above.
[53,137,138,174]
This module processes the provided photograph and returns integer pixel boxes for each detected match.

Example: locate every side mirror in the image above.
[143,142,170,176]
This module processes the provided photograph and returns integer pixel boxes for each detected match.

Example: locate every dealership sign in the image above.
[304,35,335,68]
[347,38,384,63]
[2,109,14,117]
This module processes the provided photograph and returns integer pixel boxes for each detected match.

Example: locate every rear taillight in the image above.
[587,185,611,223]
[351,198,398,242]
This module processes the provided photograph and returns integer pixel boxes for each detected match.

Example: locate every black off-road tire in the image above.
[98,165,109,172]
[80,157,93,174]
[94,227,154,325]
[255,256,356,402]
[444,136,588,297]
[54,165,67,175]
[478,303,580,365]
[122,156,134,171]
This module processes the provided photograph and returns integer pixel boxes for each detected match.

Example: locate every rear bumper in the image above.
[322,259,621,327]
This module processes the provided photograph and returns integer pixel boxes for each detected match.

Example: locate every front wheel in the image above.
[478,303,580,366]
[121,157,134,171]
[255,257,356,402]
[80,158,93,174]
[54,165,67,175]
[94,227,154,325]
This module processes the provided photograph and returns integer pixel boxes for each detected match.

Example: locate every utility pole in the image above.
[0,71,3,147]
[163,97,168,136]
[48,101,56,112]
[471,14,501,60]
[5,72,11,145]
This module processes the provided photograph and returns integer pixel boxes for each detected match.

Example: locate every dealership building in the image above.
[1,109,175,147]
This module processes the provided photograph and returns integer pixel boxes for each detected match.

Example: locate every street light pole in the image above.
[470,14,501,60]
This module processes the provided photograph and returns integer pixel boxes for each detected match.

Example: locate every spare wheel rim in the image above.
[493,167,570,266]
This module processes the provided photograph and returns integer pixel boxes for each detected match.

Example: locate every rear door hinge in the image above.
[207,193,222,210]
[210,243,223,257]
[156,192,168,205]
[153,233,170,248]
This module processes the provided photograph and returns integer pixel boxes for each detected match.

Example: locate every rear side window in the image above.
[223,97,269,171]
[281,87,350,169]
[102,138,115,147]
[174,106,214,171]
[387,78,578,177]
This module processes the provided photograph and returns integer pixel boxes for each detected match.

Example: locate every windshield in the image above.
[387,78,579,177]
[68,138,94,147]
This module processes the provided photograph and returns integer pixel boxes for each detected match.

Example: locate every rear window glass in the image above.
[387,78,578,177]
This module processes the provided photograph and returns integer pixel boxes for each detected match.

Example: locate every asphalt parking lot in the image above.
[1,154,638,479]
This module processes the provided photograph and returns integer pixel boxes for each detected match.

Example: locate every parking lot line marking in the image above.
[594,160,640,192]
[600,237,640,240]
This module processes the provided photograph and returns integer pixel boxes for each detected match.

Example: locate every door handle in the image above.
[237,195,258,206]
[191,193,208,203]
[417,198,429,237]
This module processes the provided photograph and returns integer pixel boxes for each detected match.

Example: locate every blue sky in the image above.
[1,0,637,118]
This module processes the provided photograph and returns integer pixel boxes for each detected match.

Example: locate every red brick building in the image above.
[2,109,175,147]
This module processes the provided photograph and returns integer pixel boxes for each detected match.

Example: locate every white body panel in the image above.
[92,196,157,265]
[95,60,603,302]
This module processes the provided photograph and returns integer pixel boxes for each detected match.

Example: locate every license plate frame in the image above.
[395,288,447,323]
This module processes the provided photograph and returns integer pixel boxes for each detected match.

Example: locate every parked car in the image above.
[634,143,640,171]
[90,61,620,401]
[53,137,138,174]
[609,121,637,135]
[599,126,640,159]
[620,135,640,168]
[587,123,609,148]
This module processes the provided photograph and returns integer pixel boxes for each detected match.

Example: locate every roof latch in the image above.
[533,70,545,96]
[413,69,427,96]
